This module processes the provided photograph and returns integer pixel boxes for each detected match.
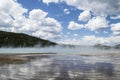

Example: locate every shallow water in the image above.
[0,53,120,80]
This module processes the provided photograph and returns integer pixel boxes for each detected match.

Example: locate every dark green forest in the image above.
[0,31,56,47]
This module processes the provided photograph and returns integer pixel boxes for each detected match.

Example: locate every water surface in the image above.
[0,53,120,80]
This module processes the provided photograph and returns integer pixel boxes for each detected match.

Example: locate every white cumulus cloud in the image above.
[59,35,120,45]
[42,0,59,4]
[78,10,91,22]
[68,21,84,30]
[63,0,120,16]
[85,16,108,31]
[0,0,27,29]
[111,23,120,35]
[0,0,62,40]
[68,16,108,31]
[64,9,70,14]
[82,35,120,45]
[73,33,78,37]
[111,23,120,31]
[42,0,120,16]
[110,15,120,19]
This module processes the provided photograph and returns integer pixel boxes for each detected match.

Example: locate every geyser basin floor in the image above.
[0,53,120,80]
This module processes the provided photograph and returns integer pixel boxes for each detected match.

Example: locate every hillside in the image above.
[114,44,120,49]
[94,44,120,49]
[0,31,56,47]
[94,44,111,49]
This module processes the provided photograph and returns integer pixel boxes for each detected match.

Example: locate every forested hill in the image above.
[0,31,56,47]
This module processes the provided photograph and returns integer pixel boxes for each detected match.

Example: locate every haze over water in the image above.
[0,46,119,55]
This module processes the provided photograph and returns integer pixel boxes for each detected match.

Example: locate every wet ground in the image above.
[0,53,120,80]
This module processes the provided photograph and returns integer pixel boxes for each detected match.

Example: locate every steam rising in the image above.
[0,46,119,55]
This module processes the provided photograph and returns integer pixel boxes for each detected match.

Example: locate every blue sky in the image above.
[0,0,120,45]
